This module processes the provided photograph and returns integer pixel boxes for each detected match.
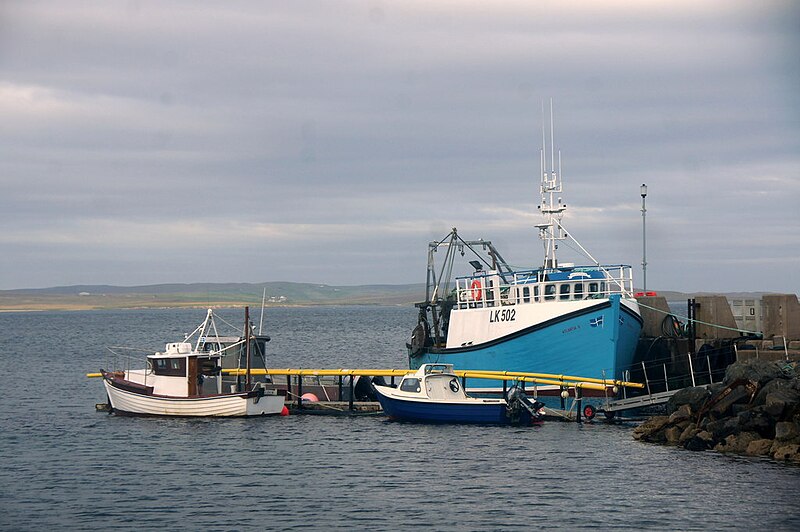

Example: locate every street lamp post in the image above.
[640,183,647,292]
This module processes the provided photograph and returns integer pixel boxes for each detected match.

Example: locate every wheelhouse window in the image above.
[544,284,556,301]
[588,282,599,296]
[153,357,185,376]
[574,283,584,300]
[559,284,571,300]
[534,285,540,302]
[522,286,531,303]
[399,378,421,393]
[485,280,495,307]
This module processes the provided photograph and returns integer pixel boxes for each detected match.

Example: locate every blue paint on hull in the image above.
[375,390,529,425]
[410,296,642,389]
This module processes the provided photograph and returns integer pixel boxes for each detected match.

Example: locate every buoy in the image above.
[560,390,569,399]
[300,393,319,403]
[280,406,290,416]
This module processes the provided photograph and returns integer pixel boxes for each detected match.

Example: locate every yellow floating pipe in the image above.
[458,369,643,389]
[88,367,643,390]
[220,368,637,391]
[452,371,607,391]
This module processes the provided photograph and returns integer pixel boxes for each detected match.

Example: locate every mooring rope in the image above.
[635,299,761,336]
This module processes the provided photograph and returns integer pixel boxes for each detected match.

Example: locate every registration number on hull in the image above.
[488,309,516,323]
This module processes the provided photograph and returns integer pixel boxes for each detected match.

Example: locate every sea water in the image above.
[1,307,798,531]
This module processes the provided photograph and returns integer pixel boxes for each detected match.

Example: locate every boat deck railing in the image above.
[453,265,634,309]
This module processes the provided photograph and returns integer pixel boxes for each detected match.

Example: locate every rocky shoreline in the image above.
[633,359,800,463]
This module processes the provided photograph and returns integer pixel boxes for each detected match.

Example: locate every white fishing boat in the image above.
[373,364,545,425]
[100,307,285,417]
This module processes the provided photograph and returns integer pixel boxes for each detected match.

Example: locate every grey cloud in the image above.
[0,0,797,292]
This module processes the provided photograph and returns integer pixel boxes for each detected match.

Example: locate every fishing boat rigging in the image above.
[408,102,643,393]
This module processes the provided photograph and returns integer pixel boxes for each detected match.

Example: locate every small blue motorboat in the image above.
[372,364,544,425]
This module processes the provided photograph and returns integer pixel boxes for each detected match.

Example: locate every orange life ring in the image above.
[470,279,482,300]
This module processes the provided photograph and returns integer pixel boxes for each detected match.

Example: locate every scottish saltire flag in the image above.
[590,316,604,328]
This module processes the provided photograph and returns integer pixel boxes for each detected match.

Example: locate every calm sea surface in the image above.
[1,306,798,531]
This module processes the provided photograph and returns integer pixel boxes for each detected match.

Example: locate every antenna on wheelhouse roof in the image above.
[538,98,566,270]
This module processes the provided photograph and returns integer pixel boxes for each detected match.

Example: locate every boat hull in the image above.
[410,296,642,392]
[373,385,530,425]
[103,378,285,417]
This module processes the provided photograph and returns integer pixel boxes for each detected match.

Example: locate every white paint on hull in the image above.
[446,297,639,348]
[103,379,284,417]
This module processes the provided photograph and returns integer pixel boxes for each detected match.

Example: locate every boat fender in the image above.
[470,279,482,300]
[449,378,460,393]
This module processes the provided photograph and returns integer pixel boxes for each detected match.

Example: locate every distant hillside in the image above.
[1,283,790,312]
[0,282,427,311]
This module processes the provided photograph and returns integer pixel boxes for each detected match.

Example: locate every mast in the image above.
[244,306,251,391]
[538,99,566,269]
[259,287,267,335]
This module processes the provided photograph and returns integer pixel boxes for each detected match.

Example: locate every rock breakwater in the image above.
[633,359,800,463]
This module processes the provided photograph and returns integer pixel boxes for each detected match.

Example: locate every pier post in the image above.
[338,375,343,400]
[576,387,583,423]
[297,376,303,409]
[348,377,355,411]
[688,299,693,355]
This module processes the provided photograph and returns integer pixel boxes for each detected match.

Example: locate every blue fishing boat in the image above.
[373,364,544,425]
[407,104,643,394]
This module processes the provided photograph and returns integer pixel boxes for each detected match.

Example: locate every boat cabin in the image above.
[453,264,632,310]
[396,364,467,401]
[144,342,223,397]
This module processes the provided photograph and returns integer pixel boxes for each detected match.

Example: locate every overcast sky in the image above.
[1,0,798,294]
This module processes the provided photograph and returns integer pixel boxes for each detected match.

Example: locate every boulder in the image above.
[765,388,800,420]
[771,443,800,462]
[737,408,776,439]
[774,421,800,442]
[714,431,761,454]
[684,430,715,452]
[667,386,710,415]
[678,423,700,445]
[664,425,684,445]
[668,404,693,424]
[706,417,740,440]
[723,359,787,387]
[633,415,670,442]
[745,438,774,457]
[754,378,794,407]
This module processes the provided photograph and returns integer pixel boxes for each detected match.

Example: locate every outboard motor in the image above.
[506,385,546,422]
[352,375,387,401]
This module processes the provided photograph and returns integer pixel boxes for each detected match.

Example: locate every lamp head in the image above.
[640,183,647,198]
